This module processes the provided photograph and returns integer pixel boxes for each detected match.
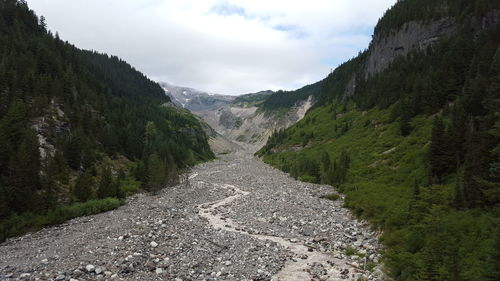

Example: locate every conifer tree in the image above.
[73,172,94,202]
[147,153,166,193]
[429,116,453,182]
[97,166,114,199]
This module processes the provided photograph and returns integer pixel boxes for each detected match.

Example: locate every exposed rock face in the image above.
[365,18,456,78]
[162,82,312,151]
[197,96,313,150]
[31,101,70,161]
[218,110,243,130]
[364,9,500,79]
[344,75,357,97]
[477,9,500,31]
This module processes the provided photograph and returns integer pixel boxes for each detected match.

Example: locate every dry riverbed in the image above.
[0,151,387,281]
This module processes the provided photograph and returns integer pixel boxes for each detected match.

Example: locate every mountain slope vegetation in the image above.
[0,0,213,241]
[258,0,500,280]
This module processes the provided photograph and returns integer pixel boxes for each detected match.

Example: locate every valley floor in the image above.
[0,150,386,281]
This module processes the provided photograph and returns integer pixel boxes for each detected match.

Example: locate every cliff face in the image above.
[365,18,456,78]
[364,9,500,79]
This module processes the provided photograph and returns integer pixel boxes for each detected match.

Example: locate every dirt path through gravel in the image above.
[197,183,353,281]
[0,150,386,281]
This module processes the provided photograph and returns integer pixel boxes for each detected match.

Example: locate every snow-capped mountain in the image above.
[160,82,236,112]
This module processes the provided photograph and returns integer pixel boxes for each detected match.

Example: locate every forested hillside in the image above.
[258,0,500,280]
[260,82,322,111]
[0,0,213,241]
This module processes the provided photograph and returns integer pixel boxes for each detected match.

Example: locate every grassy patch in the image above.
[345,246,365,257]
[0,198,122,242]
[366,262,377,272]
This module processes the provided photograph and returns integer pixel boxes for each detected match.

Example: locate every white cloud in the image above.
[26,0,396,95]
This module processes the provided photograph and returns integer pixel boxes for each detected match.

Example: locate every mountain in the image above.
[258,1,500,280]
[0,0,213,241]
[163,83,314,150]
[197,91,312,149]
[160,82,235,111]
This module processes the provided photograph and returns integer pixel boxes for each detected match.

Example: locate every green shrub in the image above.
[345,246,359,256]
[322,193,340,201]
[298,175,319,183]
[120,175,141,195]
[0,198,122,242]
[366,262,377,272]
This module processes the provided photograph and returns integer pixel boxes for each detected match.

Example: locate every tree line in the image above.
[0,0,213,240]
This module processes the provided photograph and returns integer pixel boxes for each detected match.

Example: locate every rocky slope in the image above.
[0,149,386,281]
[162,82,312,150]
[160,82,235,111]
[197,95,313,149]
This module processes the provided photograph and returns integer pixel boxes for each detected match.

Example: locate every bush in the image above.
[322,193,340,201]
[120,175,141,195]
[345,246,360,256]
[299,175,319,183]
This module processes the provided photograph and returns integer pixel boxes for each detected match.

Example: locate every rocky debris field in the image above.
[0,150,388,281]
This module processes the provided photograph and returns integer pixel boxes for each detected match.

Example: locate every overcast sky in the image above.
[27,0,396,95]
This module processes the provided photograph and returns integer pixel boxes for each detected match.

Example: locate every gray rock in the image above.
[95,266,103,275]
[85,264,95,273]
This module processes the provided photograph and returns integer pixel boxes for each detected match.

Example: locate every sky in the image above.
[27,0,396,95]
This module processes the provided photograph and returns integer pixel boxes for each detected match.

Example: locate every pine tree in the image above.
[147,153,166,193]
[73,172,94,202]
[400,113,412,137]
[97,166,114,199]
[400,100,413,136]
[485,227,500,281]
[9,128,40,212]
[453,168,466,209]
[408,182,421,221]
[462,118,489,208]
[320,151,331,183]
[0,185,10,219]
[429,116,454,182]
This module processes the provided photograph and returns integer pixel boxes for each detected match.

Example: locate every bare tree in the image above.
[180,168,191,189]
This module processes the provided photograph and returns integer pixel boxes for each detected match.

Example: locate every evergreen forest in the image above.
[0,0,214,241]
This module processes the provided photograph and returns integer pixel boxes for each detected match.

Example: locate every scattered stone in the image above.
[73,269,84,277]
[0,151,384,280]
[95,266,103,274]
[85,264,95,273]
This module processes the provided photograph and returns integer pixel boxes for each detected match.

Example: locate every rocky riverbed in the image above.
[0,150,388,281]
